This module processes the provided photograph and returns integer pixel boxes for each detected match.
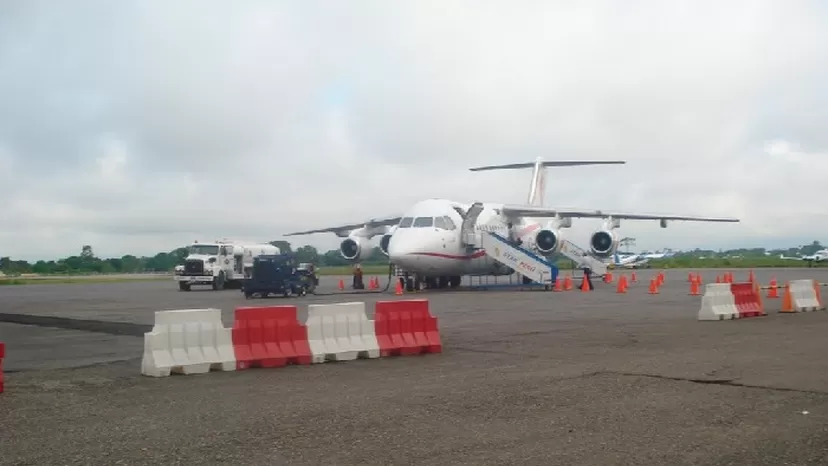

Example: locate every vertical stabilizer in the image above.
[468,158,626,207]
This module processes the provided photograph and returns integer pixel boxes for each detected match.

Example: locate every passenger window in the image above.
[413,217,434,227]
[398,217,413,228]
[443,216,456,230]
[434,216,448,230]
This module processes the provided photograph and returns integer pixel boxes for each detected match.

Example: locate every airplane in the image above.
[801,249,828,262]
[284,157,740,290]
[635,249,676,260]
[608,252,651,269]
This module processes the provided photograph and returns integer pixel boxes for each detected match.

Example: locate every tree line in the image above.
[0,241,390,276]
[0,240,824,276]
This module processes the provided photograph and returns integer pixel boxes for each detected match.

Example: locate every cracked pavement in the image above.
[2,268,828,465]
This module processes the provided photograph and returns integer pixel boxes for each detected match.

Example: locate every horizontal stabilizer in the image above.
[469,160,626,171]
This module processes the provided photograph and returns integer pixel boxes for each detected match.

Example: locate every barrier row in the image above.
[698,279,825,321]
[141,299,441,377]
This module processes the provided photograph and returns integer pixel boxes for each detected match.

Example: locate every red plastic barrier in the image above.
[232,306,312,369]
[730,283,765,318]
[0,342,5,393]
[374,299,442,356]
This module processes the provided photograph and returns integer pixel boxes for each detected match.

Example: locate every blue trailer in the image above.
[241,253,318,299]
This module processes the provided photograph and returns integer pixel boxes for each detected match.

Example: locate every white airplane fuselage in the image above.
[284,157,739,286]
[387,199,545,277]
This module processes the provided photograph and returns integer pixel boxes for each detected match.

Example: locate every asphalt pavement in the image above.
[2,268,828,465]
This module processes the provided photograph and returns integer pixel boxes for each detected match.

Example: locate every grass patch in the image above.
[0,276,171,286]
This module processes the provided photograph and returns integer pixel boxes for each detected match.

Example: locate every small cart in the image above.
[241,254,316,299]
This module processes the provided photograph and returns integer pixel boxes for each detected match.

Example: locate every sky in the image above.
[1,0,828,261]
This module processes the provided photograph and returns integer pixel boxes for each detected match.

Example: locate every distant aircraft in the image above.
[801,249,828,262]
[609,252,651,269]
[284,157,739,289]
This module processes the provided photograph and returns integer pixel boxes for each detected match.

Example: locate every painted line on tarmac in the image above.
[0,313,150,337]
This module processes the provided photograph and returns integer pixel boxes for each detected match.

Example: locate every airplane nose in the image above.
[387,232,416,267]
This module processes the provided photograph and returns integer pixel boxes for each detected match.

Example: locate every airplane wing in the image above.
[501,205,740,223]
[284,216,403,236]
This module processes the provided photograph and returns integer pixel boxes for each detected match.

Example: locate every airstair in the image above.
[556,240,608,277]
[478,232,558,285]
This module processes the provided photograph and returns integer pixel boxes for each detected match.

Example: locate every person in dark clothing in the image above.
[352,264,365,289]
[582,266,594,291]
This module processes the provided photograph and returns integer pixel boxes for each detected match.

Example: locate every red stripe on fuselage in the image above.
[410,251,487,260]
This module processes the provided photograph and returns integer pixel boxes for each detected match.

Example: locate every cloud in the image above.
[1,0,828,260]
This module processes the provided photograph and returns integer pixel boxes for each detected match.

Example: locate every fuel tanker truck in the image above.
[174,239,279,291]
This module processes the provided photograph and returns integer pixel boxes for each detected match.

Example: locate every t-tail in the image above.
[469,157,626,207]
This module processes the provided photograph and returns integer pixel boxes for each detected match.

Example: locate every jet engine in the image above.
[379,233,392,257]
[589,228,620,257]
[534,228,563,255]
[339,237,372,261]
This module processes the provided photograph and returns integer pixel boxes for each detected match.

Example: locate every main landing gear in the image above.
[399,274,462,292]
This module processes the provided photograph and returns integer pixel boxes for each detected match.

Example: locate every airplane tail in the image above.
[469,158,626,207]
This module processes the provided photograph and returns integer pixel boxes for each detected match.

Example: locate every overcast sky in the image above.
[2,0,827,261]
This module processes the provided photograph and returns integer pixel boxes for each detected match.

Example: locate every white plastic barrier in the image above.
[787,279,824,312]
[141,309,236,377]
[305,302,380,363]
[698,283,739,320]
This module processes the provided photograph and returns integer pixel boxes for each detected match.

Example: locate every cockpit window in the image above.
[413,217,434,227]
[398,217,413,228]
[434,216,448,230]
[442,216,457,230]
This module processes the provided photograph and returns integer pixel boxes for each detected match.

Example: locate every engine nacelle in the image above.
[534,228,563,255]
[339,237,372,262]
[589,228,620,257]
[378,234,392,257]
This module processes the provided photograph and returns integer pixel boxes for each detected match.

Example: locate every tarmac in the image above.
[2,268,828,465]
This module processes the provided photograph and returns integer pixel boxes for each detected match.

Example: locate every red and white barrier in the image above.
[141,300,442,377]
[698,283,739,320]
[0,342,5,393]
[141,309,236,377]
[730,282,766,318]
[781,279,825,312]
[232,305,312,369]
[375,299,442,356]
[306,302,379,363]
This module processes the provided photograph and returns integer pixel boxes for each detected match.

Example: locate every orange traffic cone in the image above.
[394,279,403,295]
[604,272,613,284]
[767,277,778,298]
[553,277,562,292]
[338,279,345,291]
[648,278,659,294]
[581,275,591,292]
[564,274,573,291]
[616,275,628,294]
[689,278,700,295]
[748,270,755,283]
[780,282,794,312]
[631,271,638,283]
[688,272,694,282]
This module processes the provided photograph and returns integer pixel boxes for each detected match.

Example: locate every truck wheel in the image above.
[212,272,226,291]
[178,282,191,291]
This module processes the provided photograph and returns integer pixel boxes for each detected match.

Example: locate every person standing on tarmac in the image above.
[582,266,594,291]
[353,263,365,289]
